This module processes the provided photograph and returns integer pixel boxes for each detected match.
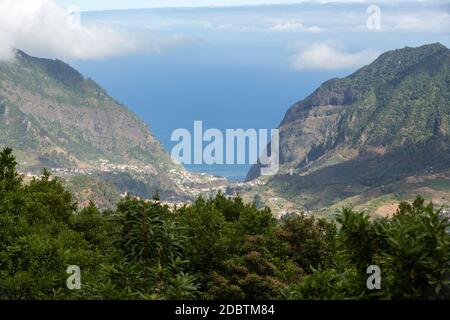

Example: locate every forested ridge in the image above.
[246,43,450,215]
[0,147,448,300]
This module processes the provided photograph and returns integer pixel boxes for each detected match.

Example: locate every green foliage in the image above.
[0,147,22,191]
[332,196,450,299]
[83,197,198,300]
[276,214,337,273]
[175,197,227,281]
[286,268,363,300]
[380,197,450,299]
[207,234,290,300]
[336,208,381,272]
[0,153,97,299]
[0,148,448,300]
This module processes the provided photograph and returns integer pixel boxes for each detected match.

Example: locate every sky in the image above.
[54,0,367,11]
[2,0,449,61]
[1,0,449,179]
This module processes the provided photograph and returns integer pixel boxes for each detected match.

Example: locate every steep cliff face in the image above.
[245,43,450,212]
[248,43,450,181]
[0,50,170,169]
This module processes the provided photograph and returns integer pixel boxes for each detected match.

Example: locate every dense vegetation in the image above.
[0,148,448,300]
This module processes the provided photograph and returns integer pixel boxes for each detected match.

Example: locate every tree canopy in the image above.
[0,148,448,300]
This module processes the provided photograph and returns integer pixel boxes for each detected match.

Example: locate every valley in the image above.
[2,44,450,218]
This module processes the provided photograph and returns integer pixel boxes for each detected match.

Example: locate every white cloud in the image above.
[0,0,142,60]
[388,13,450,33]
[269,20,323,32]
[292,42,380,70]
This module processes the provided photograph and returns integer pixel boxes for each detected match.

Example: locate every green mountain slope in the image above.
[0,50,168,168]
[246,43,450,215]
[0,50,225,206]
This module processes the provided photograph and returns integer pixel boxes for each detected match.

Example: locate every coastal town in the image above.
[19,157,268,209]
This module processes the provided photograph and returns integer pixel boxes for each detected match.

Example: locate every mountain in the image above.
[0,50,225,207]
[0,50,172,166]
[245,43,450,216]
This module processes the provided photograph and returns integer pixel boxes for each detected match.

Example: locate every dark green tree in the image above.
[0,147,22,191]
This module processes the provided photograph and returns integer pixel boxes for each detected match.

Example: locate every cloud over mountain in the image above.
[0,0,140,60]
[293,42,379,70]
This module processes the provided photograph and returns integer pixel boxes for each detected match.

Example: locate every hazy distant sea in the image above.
[185,164,252,182]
